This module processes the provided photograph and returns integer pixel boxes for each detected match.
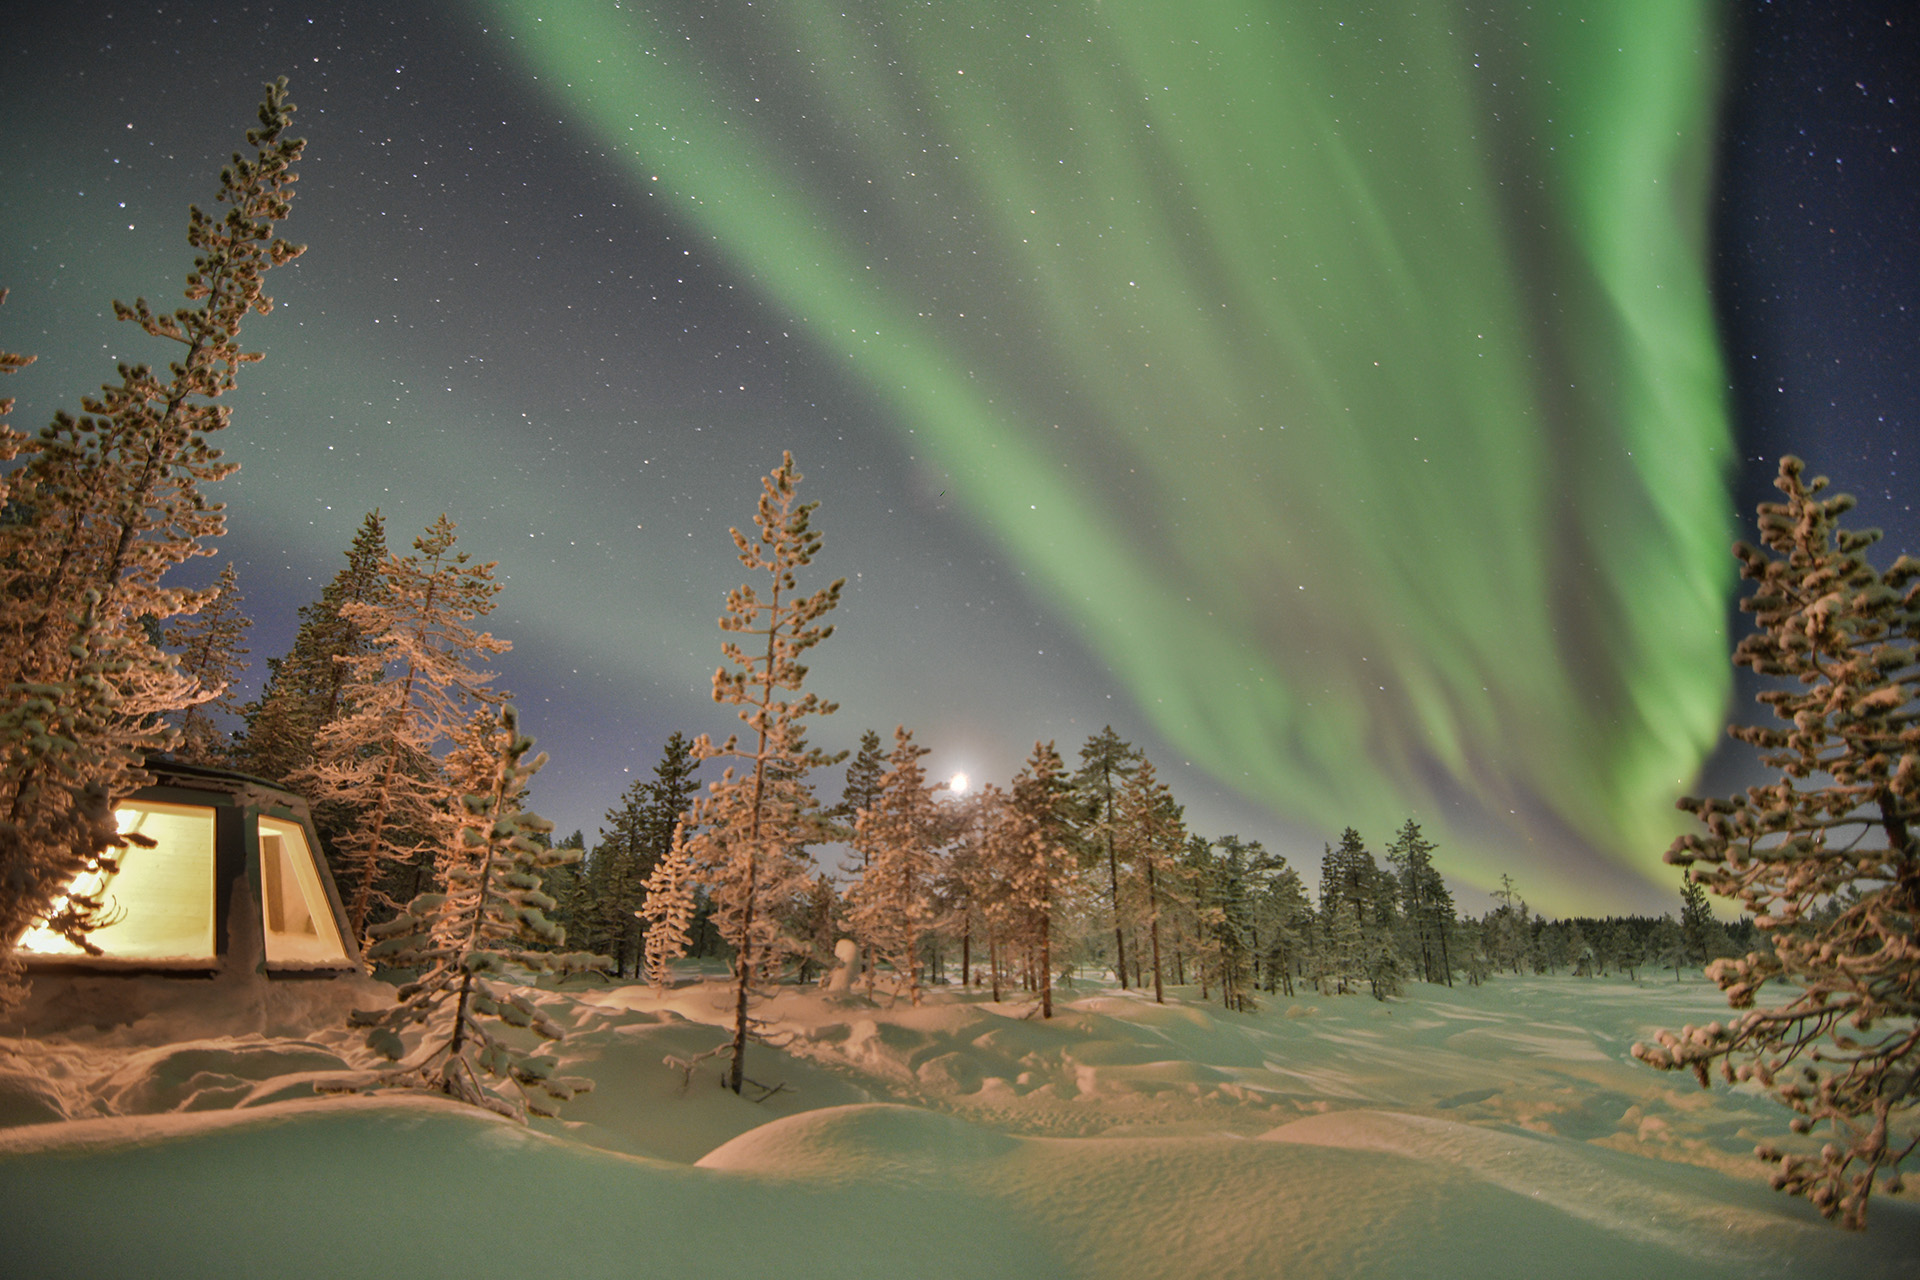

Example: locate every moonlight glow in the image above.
[488,0,1734,907]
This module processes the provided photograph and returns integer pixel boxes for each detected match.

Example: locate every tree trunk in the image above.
[1039,910,1053,1018]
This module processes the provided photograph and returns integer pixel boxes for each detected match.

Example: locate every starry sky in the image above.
[0,2,1912,915]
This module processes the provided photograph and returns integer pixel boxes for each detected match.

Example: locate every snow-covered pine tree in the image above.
[1564,920,1594,978]
[1648,914,1688,981]
[580,780,650,974]
[684,453,843,1094]
[1073,726,1142,991]
[351,705,600,1120]
[1676,872,1729,965]
[233,510,388,783]
[845,726,947,1005]
[640,820,698,991]
[1320,899,1363,996]
[608,730,702,972]
[830,728,887,861]
[1113,756,1186,1003]
[1200,837,1258,1012]
[1002,742,1076,1018]
[537,828,589,938]
[943,784,1013,996]
[1385,819,1453,985]
[1254,854,1312,998]
[0,83,303,992]
[297,514,509,941]
[1600,921,1634,981]
[163,562,251,764]
[1320,827,1397,938]
[1317,836,1384,993]
[1483,875,1532,974]
[789,872,842,986]
[1634,457,1920,1229]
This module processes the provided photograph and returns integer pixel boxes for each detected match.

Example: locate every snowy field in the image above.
[2,969,1915,1278]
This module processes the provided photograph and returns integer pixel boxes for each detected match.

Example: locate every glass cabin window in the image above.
[258,816,348,965]
[16,802,216,960]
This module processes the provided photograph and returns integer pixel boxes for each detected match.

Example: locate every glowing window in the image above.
[17,802,216,961]
[258,816,348,965]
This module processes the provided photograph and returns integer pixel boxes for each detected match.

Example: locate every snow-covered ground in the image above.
[2,968,1914,1278]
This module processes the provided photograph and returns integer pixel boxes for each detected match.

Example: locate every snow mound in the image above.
[533,1004,872,1162]
[0,1066,67,1126]
[697,1102,1017,1181]
[1264,1110,1919,1269]
[98,1038,349,1115]
[0,1095,1058,1280]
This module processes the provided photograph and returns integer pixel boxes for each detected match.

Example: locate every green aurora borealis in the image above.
[490,0,1734,906]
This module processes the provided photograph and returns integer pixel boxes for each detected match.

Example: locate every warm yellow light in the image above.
[949,772,969,795]
[15,801,215,959]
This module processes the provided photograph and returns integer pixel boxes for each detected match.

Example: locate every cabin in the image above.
[16,759,360,978]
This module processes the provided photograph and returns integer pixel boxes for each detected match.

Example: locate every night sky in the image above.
[1,2,1912,915]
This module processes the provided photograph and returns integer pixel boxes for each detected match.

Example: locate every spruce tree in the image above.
[1321,900,1363,995]
[845,726,947,1005]
[1113,756,1187,1003]
[1635,457,1920,1228]
[296,514,509,940]
[789,872,842,986]
[234,510,388,782]
[831,729,887,861]
[640,821,698,991]
[684,453,843,1093]
[163,562,252,764]
[0,83,303,989]
[1200,837,1258,1011]
[945,785,1015,997]
[1004,743,1076,1018]
[1254,855,1312,998]
[1677,873,1718,965]
[1073,726,1142,990]
[582,780,650,974]
[351,706,599,1119]
[578,734,701,975]
[1385,819,1453,985]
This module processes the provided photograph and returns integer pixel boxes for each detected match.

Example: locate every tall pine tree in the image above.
[296,514,509,940]
[684,453,843,1094]
[845,726,947,1005]
[163,562,252,764]
[350,705,599,1120]
[0,82,303,988]
[1113,756,1186,1003]
[234,509,388,782]
[1003,742,1075,1019]
[1073,726,1142,990]
[1385,819,1453,985]
[831,728,887,862]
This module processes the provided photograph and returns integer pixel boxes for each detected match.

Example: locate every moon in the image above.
[948,772,969,796]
